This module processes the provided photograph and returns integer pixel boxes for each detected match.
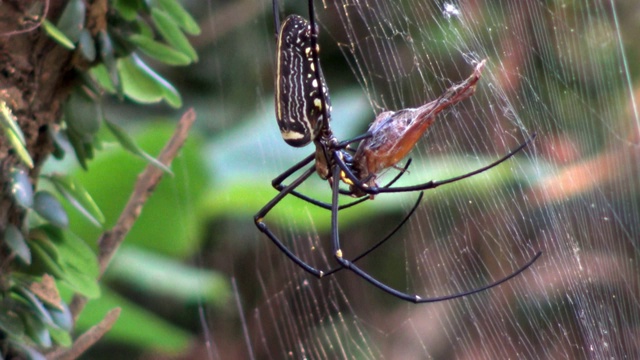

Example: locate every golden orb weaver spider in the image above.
[254,0,541,303]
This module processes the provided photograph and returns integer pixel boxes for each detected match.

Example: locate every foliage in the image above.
[0,0,229,358]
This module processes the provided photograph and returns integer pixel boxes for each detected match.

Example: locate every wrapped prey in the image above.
[349,60,487,197]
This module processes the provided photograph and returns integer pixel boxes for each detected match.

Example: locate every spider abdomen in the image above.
[275,15,331,147]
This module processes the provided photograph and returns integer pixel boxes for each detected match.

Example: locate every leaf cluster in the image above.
[0,0,216,358]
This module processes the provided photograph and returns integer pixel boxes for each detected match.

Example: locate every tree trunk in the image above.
[0,0,74,271]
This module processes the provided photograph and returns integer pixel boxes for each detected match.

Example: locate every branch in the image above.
[0,0,49,37]
[63,108,196,355]
[47,308,121,360]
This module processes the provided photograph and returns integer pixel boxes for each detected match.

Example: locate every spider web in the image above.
[209,0,640,358]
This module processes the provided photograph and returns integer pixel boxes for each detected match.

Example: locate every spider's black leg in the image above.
[329,162,431,301]
[342,246,541,303]
[328,157,542,303]
[276,157,415,210]
[342,135,536,195]
[337,157,413,196]
[255,164,326,278]
[322,191,424,277]
[335,132,373,148]
[269,153,343,207]
[269,152,365,209]
[383,158,413,187]
[271,153,315,188]
[269,158,422,276]
[286,189,368,210]
[272,0,281,38]
[267,157,424,277]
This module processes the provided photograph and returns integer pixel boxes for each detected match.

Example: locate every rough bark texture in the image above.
[0,0,74,273]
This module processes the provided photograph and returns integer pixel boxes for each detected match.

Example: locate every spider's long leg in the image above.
[328,162,541,303]
[268,152,357,207]
[341,249,541,303]
[271,153,315,188]
[322,191,424,277]
[277,157,415,211]
[337,158,413,197]
[255,165,326,277]
[269,152,366,209]
[335,132,373,149]
[272,0,281,38]
[285,191,368,210]
[342,135,535,195]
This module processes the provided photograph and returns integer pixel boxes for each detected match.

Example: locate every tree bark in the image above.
[0,0,74,263]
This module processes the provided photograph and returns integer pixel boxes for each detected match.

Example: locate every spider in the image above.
[255,0,541,303]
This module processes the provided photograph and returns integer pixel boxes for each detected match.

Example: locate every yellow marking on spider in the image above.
[281,130,305,140]
[340,171,354,185]
[336,249,343,258]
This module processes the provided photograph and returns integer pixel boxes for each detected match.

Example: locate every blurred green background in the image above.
[56,0,640,358]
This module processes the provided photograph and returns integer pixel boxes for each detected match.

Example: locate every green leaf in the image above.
[63,88,101,169]
[151,8,198,61]
[0,102,25,143]
[1,102,33,168]
[30,225,100,299]
[5,224,31,265]
[14,286,55,328]
[39,225,99,278]
[47,302,73,332]
[66,127,90,170]
[90,64,116,94]
[28,241,66,279]
[4,126,34,168]
[22,312,52,348]
[42,20,75,50]
[48,324,72,347]
[108,247,230,305]
[134,17,155,39]
[33,191,69,228]
[104,119,172,174]
[30,229,61,263]
[65,88,101,142]
[78,29,96,62]
[157,0,201,35]
[98,30,122,97]
[9,167,34,209]
[32,226,100,298]
[0,303,25,337]
[128,34,192,66]
[61,267,101,299]
[118,54,182,108]
[113,0,141,20]
[142,67,181,109]
[117,55,163,104]
[46,173,105,226]
[49,126,66,160]
[56,0,85,43]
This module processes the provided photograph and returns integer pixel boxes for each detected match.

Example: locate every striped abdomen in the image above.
[275,15,331,147]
